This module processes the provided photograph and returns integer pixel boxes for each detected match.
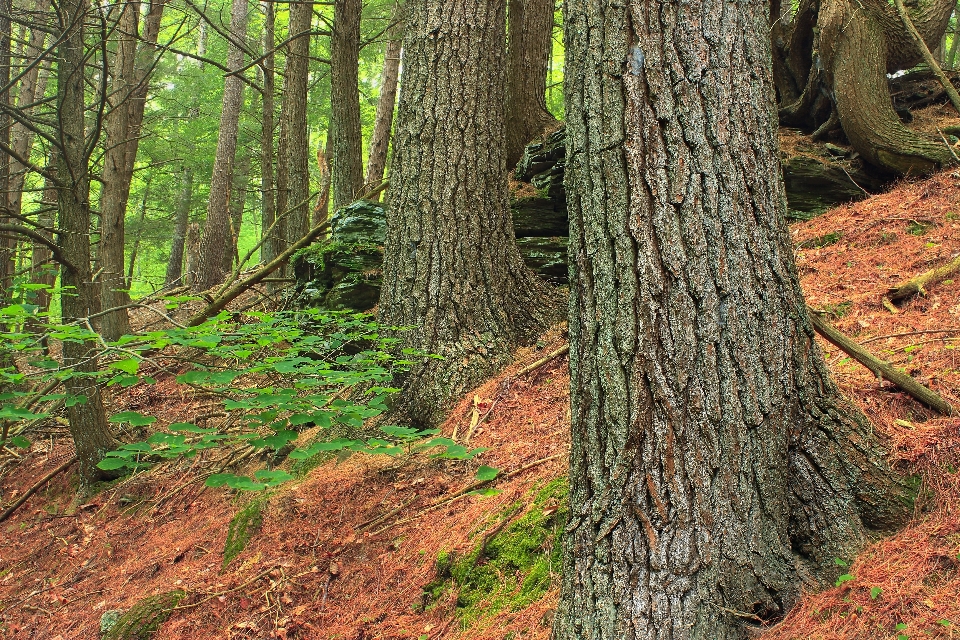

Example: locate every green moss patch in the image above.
[223,497,266,569]
[102,590,185,640]
[423,478,567,626]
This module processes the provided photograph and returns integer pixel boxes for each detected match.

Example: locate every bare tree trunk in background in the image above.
[98,0,165,339]
[277,0,311,252]
[504,0,559,168]
[365,7,402,201]
[947,6,960,68]
[7,0,51,236]
[164,165,193,286]
[555,0,911,637]
[313,128,332,225]
[31,150,58,329]
[126,179,150,289]
[331,0,363,211]
[378,0,561,427]
[229,149,252,269]
[195,0,248,291]
[55,0,120,482]
[0,0,12,295]
[185,222,201,288]
[259,0,278,266]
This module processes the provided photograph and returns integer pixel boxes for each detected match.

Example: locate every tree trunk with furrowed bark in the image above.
[378,0,562,428]
[554,1,912,638]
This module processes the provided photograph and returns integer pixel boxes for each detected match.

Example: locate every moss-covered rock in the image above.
[223,498,265,569]
[101,590,185,640]
[422,478,568,626]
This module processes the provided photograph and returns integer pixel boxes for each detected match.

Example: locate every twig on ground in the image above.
[808,307,954,415]
[0,456,77,523]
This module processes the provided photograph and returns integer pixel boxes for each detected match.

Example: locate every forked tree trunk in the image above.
[98,0,138,340]
[505,0,558,168]
[379,0,561,427]
[277,0,311,247]
[99,0,165,338]
[554,1,910,638]
[365,5,402,199]
[331,0,363,211]
[55,0,119,482]
[196,0,248,291]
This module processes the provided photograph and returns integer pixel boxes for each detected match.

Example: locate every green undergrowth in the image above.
[223,497,267,569]
[422,478,568,627]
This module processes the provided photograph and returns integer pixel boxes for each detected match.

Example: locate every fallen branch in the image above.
[186,219,330,327]
[0,456,77,523]
[515,344,570,378]
[808,308,954,415]
[894,0,960,117]
[888,253,960,303]
[860,327,960,345]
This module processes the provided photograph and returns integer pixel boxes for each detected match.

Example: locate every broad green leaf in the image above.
[109,411,156,427]
[475,466,499,482]
[870,587,882,599]
[110,358,140,375]
[10,436,31,448]
[835,574,854,587]
[97,458,132,471]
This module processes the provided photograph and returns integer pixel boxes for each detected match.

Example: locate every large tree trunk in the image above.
[504,0,559,168]
[775,0,956,174]
[55,0,119,483]
[330,0,363,211]
[277,0,311,249]
[195,0,248,291]
[554,1,910,638]
[364,6,402,200]
[378,0,561,427]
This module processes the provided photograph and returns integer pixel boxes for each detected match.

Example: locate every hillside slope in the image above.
[3,172,960,639]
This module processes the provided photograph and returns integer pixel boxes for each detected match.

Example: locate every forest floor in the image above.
[3,170,960,639]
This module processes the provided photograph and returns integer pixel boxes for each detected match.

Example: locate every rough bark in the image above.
[0,0,11,295]
[55,0,119,482]
[259,0,278,266]
[195,0,248,291]
[378,0,561,428]
[554,1,910,638]
[164,165,193,286]
[331,0,363,211]
[505,0,559,168]
[277,0,311,250]
[365,7,402,200]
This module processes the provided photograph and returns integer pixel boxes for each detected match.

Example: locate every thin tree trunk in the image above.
[313,128,333,225]
[126,179,150,290]
[378,0,561,427]
[195,0,248,291]
[365,8,401,200]
[29,149,58,350]
[55,0,120,482]
[505,0,559,168]
[331,0,363,211]
[229,148,252,270]
[7,0,51,238]
[277,0,311,250]
[259,0,278,266]
[0,0,12,295]
[555,1,910,638]
[164,165,193,286]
